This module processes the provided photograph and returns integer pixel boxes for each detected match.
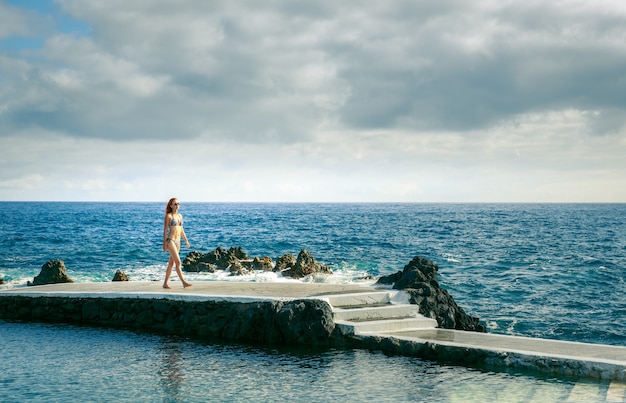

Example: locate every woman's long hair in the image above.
[165,197,177,214]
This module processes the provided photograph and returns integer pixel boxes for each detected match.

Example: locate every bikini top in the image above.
[169,214,182,226]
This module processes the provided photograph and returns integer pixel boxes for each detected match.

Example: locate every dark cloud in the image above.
[0,0,625,202]
[2,1,626,141]
[330,2,626,132]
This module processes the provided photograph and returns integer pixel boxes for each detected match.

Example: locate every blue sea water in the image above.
[1,202,625,402]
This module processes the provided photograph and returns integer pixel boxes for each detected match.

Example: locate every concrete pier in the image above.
[1,281,625,381]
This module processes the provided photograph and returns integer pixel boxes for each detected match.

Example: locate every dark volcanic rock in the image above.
[377,256,485,332]
[375,270,402,286]
[252,256,274,271]
[182,250,209,272]
[183,247,333,280]
[282,250,332,279]
[112,270,129,281]
[393,256,439,288]
[28,259,74,286]
[227,259,249,276]
[183,247,332,279]
[183,247,252,273]
[217,247,250,271]
[182,250,216,273]
[274,253,296,272]
[277,299,335,345]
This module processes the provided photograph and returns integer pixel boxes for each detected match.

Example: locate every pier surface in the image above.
[0,280,372,300]
[2,281,626,382]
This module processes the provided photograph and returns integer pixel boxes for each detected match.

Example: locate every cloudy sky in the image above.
[1,0,625,202]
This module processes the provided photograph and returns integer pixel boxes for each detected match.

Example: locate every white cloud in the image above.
[0,0,625,201]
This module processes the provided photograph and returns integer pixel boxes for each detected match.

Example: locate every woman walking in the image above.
[163,197,192,289]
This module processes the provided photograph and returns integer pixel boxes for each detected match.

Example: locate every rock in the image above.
[182,250,204,271]
[182,250,217,272]
[182,247,332,279]
[28,259,74,286]
[112,270,129,281]
[217,247,250,271]
[393,256,439,288]
[227,259,249,276]
[252,256,274,271]
[198,262,216,272]
[274,253,296,272]
[276,299,335,345]
[375,270,402,285]
[183,246,251,273]
[0,277,5,285]
[377,256,485,332]
[282,250,332,279]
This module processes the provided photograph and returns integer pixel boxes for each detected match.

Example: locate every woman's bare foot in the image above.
[163,284,171,289]
[183,282,192,288]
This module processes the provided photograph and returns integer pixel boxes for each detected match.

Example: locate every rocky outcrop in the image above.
[252,256,274,271]
[182,247,332,279]
[183,247,259,275]
[112,270,129,281]
[377,256,485,332]
[274,254,296,272]
[182,250,217,273]
[282,250,332,279]
[28,259,73,286]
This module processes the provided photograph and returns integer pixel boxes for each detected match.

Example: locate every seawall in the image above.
[0,295,325,344]
[0,282,352,347]
[2,281,626,381]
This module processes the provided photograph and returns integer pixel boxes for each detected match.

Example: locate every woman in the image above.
[162,197,192,289]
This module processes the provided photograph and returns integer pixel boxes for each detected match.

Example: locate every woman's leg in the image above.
[173,244,192,287]
[163,256,175,288]
[163,241,178,288]
[166,240,191,288]
[175,264,192,287]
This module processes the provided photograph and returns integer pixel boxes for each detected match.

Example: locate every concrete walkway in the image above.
[3,281,626,381]
[0,280,376,299]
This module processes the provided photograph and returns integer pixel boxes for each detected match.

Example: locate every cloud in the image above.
[0,2,52,41]
[5,0,626,138]
[0,0,625,201]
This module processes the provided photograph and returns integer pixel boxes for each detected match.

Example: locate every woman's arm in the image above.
[181,216,190,248]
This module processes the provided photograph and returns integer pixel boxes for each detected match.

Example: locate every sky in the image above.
[1,0,625,202]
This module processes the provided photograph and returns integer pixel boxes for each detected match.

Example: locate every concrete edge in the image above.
[0,290,291,303]
[388,333,626,367]
[353,333,626,381]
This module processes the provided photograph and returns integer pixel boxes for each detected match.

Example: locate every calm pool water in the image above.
[0,321,616,403]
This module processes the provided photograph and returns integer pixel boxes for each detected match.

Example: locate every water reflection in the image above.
[0,322,610,403]
[158,338,185,402]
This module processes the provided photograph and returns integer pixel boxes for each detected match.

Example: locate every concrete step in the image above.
[326,290,437,336]
[333,304,420,322]
[326,291,392,308]
[336,317,438,336]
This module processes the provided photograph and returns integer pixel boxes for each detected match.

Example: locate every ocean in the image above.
[1,202,625,402]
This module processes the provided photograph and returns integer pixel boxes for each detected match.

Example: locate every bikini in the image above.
[166,215,183,245]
